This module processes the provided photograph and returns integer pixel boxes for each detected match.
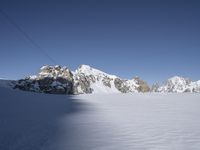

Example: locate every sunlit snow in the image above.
[0,87,200,150]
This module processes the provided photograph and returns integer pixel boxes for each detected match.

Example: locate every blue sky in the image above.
[0,0,200,84]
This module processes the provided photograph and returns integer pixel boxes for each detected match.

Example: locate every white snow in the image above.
[40,65,49,70]
[74,64,121,93]
[158,76,200,93]
[73,64,140,93]
[190,80,200,92]
[126,79,139,92]
[1,85,200,150]
[29,75,38,80]
[90,80,120,94]
[75,64,118,79]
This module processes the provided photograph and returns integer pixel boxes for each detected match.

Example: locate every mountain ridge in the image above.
[1,64,200,94]
[13,64,149,94]
[153,76,200,93]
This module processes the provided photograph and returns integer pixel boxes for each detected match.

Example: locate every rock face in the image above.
[12,66,200,94]
[114,78,130,93]
[134,77,150,92]
[15,65,74,94]
[73,73,93,94]
[14,64,150,94]
[151,83,160,92]
[155,76,200,93]
[73,65,149,94]
[74,65,123,94]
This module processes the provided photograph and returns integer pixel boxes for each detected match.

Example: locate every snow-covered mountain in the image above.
[14,65,150,94]
[73,65,120,94]
[2,66,199,94]
[15,65,74,94]
[153,76,200,93]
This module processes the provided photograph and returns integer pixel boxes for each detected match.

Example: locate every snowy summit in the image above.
[155,76,200,93]
[1,65,199,94]
[12,64,149,94]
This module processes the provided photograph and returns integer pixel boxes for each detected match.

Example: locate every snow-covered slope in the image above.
[5,65,200,94]
[1,87,200,150]
[73,65,120,94]
[69,64,149,94]
[0,85,72,150]
[75,65,117,78]
[13,64,149,94]
[189,80,200,93]
[156,76,200,93]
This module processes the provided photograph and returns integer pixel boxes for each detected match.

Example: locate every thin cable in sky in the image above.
[0,8,57,64]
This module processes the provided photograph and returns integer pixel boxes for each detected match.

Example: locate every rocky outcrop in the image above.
[102,77,112,88]
[14,65,74,94]
[14,64,151,94]
[12,66,200,94]
[74,65,148,94]
[134,77,150,92]
[73,73,93,94]
[151,83,160,92]
[114,78,130,93]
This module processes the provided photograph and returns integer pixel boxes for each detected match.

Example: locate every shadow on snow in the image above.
[0,87,90,150]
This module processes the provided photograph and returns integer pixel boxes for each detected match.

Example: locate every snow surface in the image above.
[90,80,120,94]
[75,64,118,79]
[0,87,200,150]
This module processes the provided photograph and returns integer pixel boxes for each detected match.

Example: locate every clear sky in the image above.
[0,0,200,84]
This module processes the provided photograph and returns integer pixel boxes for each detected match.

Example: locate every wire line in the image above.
[0,8,57,64]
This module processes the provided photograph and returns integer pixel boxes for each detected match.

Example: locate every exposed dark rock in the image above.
[102,77,112,88]
[134,77,150,92]
[14,65,153,95]
[151,83,159,92]
[114,78,130,93]
[14,66,74,94]
[184,88,191,93]
[73,74,93,94]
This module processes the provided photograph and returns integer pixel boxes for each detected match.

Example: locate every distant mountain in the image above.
[13,65,150,94]
[1,66,199,94]
[152,76,200,93]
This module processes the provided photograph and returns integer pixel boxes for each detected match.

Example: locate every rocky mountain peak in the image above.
[14,64,151,94]
[76,64,93,74]
[10,65,200,94]
[167,76,191,85]
[133,76,150,92]
[78,64,92,70]
[75,64,117,79]
[157,76,199,93]
[38,65,72,79]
